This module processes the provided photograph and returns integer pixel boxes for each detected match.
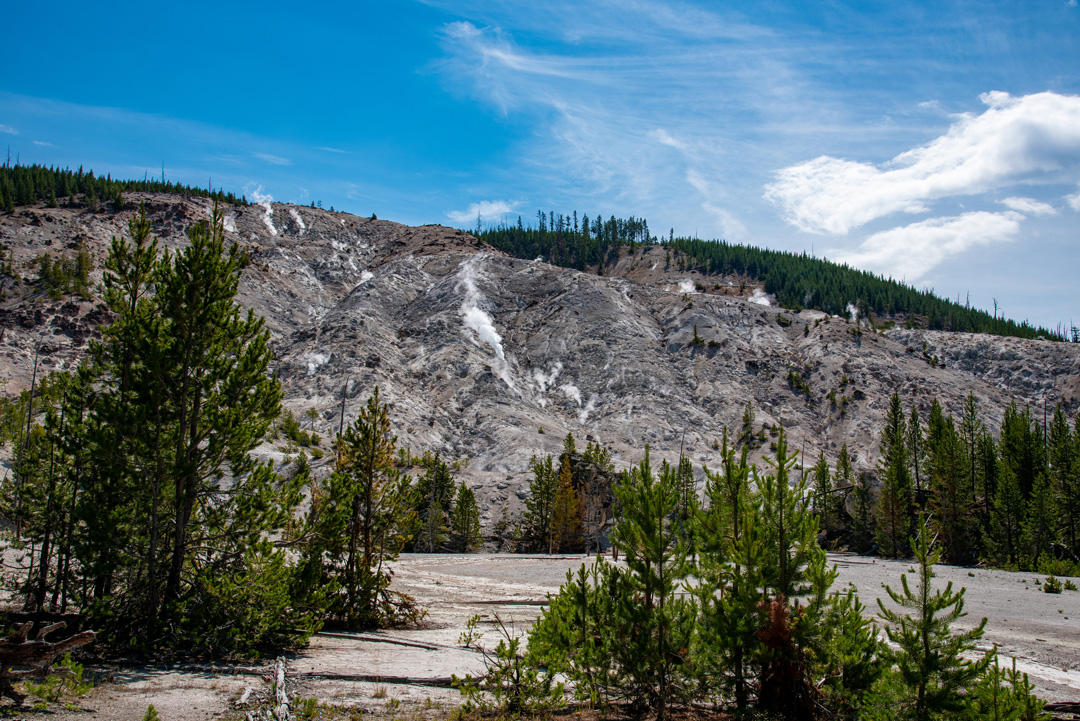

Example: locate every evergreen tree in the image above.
[852,471,875,553]
[415,453,454,552]
[12,205,318,653]
[1022,475,1056,570]
[550,460,582,553]
[521,454,558,552]
[740,401,756,447]
[929,416,975,564]
[960,393,983,506]
[877,393,913,558]
[1048,405,1077,556]
[450,482,482,552]
[812,449,836,536]
[694,429,760,711]
[991,462,1025,567]
[877,528,991,721]
[908,405,924,497]
[305,387,419,627]
[608,447,693,720]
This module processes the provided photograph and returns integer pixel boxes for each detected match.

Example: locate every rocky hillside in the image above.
[1,195,1077,527]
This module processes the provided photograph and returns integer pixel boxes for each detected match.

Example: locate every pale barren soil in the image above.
[7,552,1077,720]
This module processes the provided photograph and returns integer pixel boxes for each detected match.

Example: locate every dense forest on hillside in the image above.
[477,211,1073,342]
[0,163,246,214]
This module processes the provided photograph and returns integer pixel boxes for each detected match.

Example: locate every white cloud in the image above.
[31,140,56,148]
[999,196,1057,216]
[1066,189,1080,211]
[433,5,814,240]
[765,92,1080,235]
[447,199,515,225]
[0,124,16,135]
[315,146,349,154]
[253,152,291,166]
[833,211,1024,282]
[648,128,685,150]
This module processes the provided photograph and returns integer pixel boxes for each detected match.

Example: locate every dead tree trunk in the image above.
[0,622,95,704]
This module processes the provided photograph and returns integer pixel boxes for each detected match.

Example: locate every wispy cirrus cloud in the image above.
[432,3,828,240]
[32,140,57,148]
[447,199,516,225]
[833,211,1024,282]
[253,152,291,166]
[765,92,1080,235]
[0,124,17,135]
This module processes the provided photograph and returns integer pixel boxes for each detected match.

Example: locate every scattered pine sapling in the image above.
[877,526,991,721]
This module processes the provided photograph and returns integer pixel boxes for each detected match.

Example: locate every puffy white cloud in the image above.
[833,211,1024,282]
[447,200,516,225]
[1066,189,1080,211]
[999,196,1057,216]
[765,92,1080,235]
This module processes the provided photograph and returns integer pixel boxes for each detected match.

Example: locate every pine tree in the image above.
[908,405,924,497]
[695,429,760,711]
[929,417,975,564]
[991,462,1025,567]
[450,482,482,552]
[609,447,693,720]
[522,454,558,553]
[852,471,875,553]
[812,450,835,536]
[309,387,419,627]
[741,401,755,447]
[550,460,581,553]
[877,528,991,721]
[1048,405,1077,556]
[415,453,454,552]
[877,393,913,558]
[1022,474,1055,569]
[960,393,983,506]
[756,427,832,719]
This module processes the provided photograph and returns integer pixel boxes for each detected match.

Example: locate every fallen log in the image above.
[297,671,457,688]
[1045,701,1080,715]
[0,621,95,704]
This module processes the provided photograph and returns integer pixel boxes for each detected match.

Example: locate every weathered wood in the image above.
[1045,701,1080,714]
[296,672,458,688]
[0,622,95,705]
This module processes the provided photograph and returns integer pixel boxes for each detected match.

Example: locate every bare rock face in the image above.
[1,195,1077,527]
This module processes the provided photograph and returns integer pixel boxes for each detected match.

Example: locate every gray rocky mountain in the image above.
[1,194,1077,528]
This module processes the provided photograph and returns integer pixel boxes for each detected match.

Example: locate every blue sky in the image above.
[3,1,1080,331]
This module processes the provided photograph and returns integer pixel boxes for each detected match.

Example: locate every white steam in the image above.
[560,383,582,406]
[457,255,506,361]
[846,303,859,323]
[250,186,277,236]
[223,214,237,233]
[749,288,771,306]
[306,352,330,375]
[288,207,306,234]
[578,394,598,425]
[534,363,562,393]
[359,270,374,283]
[679,279,695,294]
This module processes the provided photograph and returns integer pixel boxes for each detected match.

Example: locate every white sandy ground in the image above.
[19,552,1080,719]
